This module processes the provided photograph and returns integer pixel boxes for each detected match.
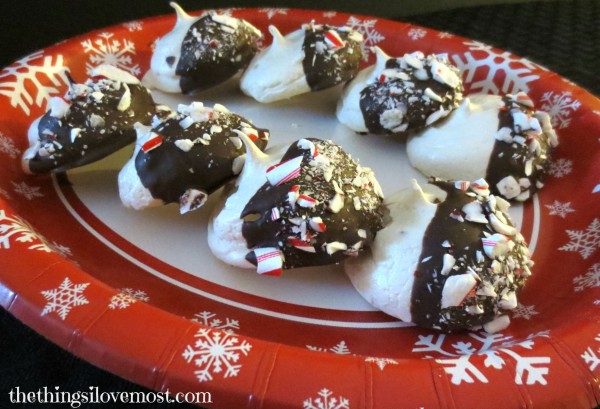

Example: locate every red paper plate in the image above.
[1,8,599,409]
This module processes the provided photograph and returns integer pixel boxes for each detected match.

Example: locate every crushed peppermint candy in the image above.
[324,29,345,49]
[141,134,163,153]
[179,188,208,214]
[251,247,284,276]
[486,93,558,202]
[266,156,303,186]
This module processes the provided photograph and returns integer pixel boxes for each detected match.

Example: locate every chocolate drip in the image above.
[29,82,154,174]
[135,112,268,205]
[359,55,463,134]
[241,139,385,270]
[302,25,362,91]
[485,96,554,201]
[177,15,260,93]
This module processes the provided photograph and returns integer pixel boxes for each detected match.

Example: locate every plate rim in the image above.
[1,6,599,409]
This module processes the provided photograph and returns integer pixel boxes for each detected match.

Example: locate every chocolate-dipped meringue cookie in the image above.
[22,64,155,174]
[346,178,533,333]
[240,23,363,103]
[143,3,262,94]
[208,134,288,269]
[407,92,558,202]
[118,102,269,213]
[238,138,386,275]
[337,48,463,134]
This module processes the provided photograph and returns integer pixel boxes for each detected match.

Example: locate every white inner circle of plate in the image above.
[63,77,525,313]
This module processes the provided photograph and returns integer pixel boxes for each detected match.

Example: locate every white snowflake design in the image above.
[547,158,573,178]
[581,334,600,372]
[0,133,19,158]
[47,241,72,258]
[307,340,351,355]
[41,277,90,320]
[0,209,50,252]
[438,32,454,39]
[303,388,350,409]
[512,303,539,320]
[258,8,288,19]
[559,218,600,260]
[122,21,143,32]
[407,28,427,41]
[365,356,399,371]
[323,11,337,19]
[545,200,575,218]
[0,187,11,200]
[540,91,581,129]
[593,183,600,194]
[344,16,385,61]
[191,311,240,334]
[413,331,551,385]
[182,328,252,382]
[108,288,149,310]
[452,41,542,95]
[81,32,141,77]
[573,263,600,292]
[11,181,43,200]
[0,51,69,116]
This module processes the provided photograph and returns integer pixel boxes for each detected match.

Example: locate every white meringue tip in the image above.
[170,2,194,23]
[268,25,284,44]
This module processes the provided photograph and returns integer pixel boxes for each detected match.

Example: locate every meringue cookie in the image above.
[118,102,269,213]
[337,49,463,134]
[240,23,363,103]
[143,2,261,93]
[346,178,533,332]
[407,93,558,202]
[22,64,154,174]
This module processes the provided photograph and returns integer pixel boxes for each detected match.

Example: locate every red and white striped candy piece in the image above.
[481,233,511,258]
[441,273,478,308]
[179,188,208,214]
[309,217,326,232]
[142,133,163,153]
[288,185,300,205]
[270,207,280,221]
[241,127,259,142]
[324,29,345,50]
[454,181,470,191]
[512,92,534,108]
[297,194,318,208]
[252,247,284,276]
[266,156,303,186]
[287,237,316,253]
[470,178,490,196]
[91,74,108,81]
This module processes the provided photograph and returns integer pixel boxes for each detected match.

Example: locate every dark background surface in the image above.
[1,0,599,408]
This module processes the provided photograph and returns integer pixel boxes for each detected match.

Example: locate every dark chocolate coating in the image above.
[241,139,385,270]
[485,96,554,201]
[27,79,154,174]
[176,15,261,93]
[302,25,362,91]
[135,110,268,205]
[411,180,528,331]
[360,55,463,134]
